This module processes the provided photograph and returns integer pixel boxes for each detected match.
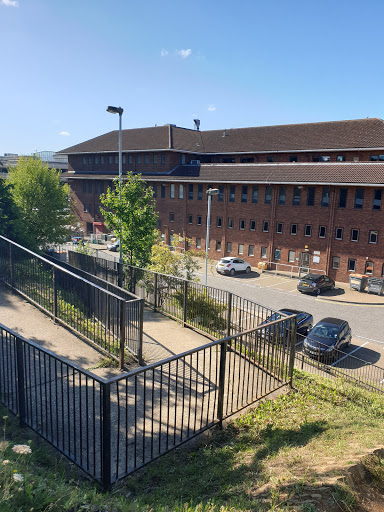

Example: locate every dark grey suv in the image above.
[303,317,352,361]
[297,273,335,295]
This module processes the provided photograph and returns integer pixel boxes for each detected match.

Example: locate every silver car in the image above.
[216,257,251,276]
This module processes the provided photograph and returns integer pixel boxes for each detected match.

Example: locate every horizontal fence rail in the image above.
[0,237,143,365]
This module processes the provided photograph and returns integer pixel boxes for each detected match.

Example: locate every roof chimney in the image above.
[194,119,200,131]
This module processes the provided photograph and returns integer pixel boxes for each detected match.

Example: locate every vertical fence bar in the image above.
[226,292,232,338]
[102,382,111,490]
[119,301,126,369]
[154,273,158,312]
[217,340,228,429]
[138,299,144,365]
[15,336,26,425]
[288,316,297,388]
[183,281,188,328]
[52,267,58,323]
[9,243,14,289]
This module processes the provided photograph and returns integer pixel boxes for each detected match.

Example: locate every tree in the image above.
[100,173,158,267]
[0,179,22,242]
[7,156,73,251]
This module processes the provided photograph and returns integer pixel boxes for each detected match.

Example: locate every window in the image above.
[145,154,149,164]
[291,223,297,235]
[335,227,343,240]
[274,248,281,260]
[196,238,201,249]
[365,261,374,274]
[217,217,222,228]
[227,242,232,253]
[100,181,104,194]
[313,155,330,162]
[228,218,233,229]
[288,250,295,263]
[83,203,87,213]
[188,184,193,200]
[198,184,203,200]
[108,156,112,164]
[238,244,244,255]
[82,157,87,165]
[197,215,202,225]
[348,259,356,272]
[351,229,359,242]
[216,240,221,251]
[321,187,330,207]
[338,188,348,208]
[239,219,245,230]
[276,222,283,234]
[263,221,269,232]
[229,186,235,202]
[161,154,166,164]
[332,256,340,269]
[100,156,104,164]
[261,247,267,259]
[161,184,166,198]
[369,230,378,244]
[319,226,326,238]
[128,155,133,164]
[169,212,175,222]
[266,156,274,162]
[252,186,259,203]
[307,187,315,206]
[95,156,99,165]
[354,188,364,209]
[370,155,384,161]
[223,157,235,163]
[265,186,272,204]
[241,186,248,203]
[305,225,312,237]
[88,157,93,165]
[290,155,298,162]
[178,184,183,199]
[137,155,141,164]
[114,156,118,164]
[83,180,87,193]
[218,185,224,202]
[188,215,193,224]
[170,184,175,199]
[153,154,158,164]
[373,189,382,210]
[279,186,286,205]
[293,186,301,206]
[88,182,92,193]
[88,203,92,214]
[250,219,256,231]
[337,155,346,162]
[240,157,254,163]
[152,183,157,198]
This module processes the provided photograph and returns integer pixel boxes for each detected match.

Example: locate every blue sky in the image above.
[2,0,384,155]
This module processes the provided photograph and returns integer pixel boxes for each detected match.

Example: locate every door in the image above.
[300,252,311,268]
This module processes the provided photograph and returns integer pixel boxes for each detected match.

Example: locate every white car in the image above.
[216,257,252,276]
[107,240,120,252]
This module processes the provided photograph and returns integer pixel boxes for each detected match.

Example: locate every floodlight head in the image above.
[106,105,124,115]
[207,188,219,196]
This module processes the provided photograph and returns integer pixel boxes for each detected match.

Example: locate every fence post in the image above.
[288,316,297,388]
[217,340,228,429]
[118,261,123,288]
[9,243,14,289]
[183,280,188,327]
[52,267,58,323]
[101,382,112,490]
[119,301,126,370]
[138,299,144,365]
[153,273,158,312]
[226,292,232,338]
[15,336,26,426]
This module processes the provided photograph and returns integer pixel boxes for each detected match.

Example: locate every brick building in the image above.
[59,118,384,282]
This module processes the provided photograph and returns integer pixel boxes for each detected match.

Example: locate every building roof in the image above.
[58,118,384,155]
[61,162,384,186]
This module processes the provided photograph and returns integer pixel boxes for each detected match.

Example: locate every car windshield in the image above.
[310,324,339,339]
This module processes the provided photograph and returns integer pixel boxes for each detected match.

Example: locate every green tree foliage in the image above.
[100,173,158,267]
[149,234,200,281]
[7,157,72,251]
[0,179,21,241]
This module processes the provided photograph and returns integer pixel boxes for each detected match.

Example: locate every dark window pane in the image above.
[229,186,235,202]
[279,186,286,205]
[307,187,315,206]
[241,186,247,203]
[321,187,330,207]
[373,189,382,210]
[265,186,272,204]
[218,185,224,202]
[338,188,348,208]
[252,186,258,203]
[198,184,203,200]
[354,188,364,209]
[293,186,301,205]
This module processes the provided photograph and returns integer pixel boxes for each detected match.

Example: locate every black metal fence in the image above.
[0,237,143,366]
[0,312,296,487]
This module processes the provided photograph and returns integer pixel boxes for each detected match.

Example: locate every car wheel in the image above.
[316,289,321,296]
[246,266,251,274]
[230,268,235,276]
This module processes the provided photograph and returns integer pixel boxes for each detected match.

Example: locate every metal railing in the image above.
[0,237,144,366]
[0,314,296,488]
[262,262,326,279]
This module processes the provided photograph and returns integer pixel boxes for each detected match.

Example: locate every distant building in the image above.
[0,152,68,175]
[59,118,384,282]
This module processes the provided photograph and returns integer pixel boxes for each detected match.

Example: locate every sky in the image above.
[2,0,384,155]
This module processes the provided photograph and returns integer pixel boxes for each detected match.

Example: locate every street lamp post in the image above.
[106,106,124,285]
[205,188,219,286]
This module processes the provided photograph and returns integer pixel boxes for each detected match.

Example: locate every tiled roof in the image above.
[62,162,384,186]
[58,118,384,155]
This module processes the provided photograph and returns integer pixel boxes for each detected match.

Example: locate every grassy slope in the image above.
[1,370,384,512]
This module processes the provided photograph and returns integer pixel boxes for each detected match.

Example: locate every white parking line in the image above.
[354,335,384,346]
[331,342,369,366]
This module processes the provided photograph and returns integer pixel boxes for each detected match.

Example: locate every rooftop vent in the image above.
[194,119,200,131]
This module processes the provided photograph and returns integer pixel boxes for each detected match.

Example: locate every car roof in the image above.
[302,273,323,279]
[317,317,346,326]
[279,309,311,316]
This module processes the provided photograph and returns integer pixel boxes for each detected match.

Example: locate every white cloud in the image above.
[176,49,192,59]
[1,0,19,6]
[59,131,70,136]
[208,105,216,112]
[161,48,169,57]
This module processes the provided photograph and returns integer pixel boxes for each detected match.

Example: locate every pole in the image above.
[205,194,212,286]
[118,110,123,287]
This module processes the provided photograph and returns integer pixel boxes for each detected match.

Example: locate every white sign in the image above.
[313,255,320,264]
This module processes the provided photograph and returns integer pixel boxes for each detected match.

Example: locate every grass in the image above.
[1,371,384,511]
